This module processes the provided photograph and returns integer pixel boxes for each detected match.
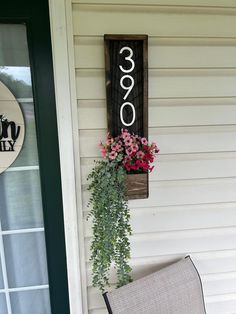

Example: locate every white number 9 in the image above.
[119,47,135,73]
[120,75,134,100]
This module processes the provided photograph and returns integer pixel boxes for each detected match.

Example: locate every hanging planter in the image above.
[126,172,148,199]
[87,128,159,292]
[99,129,159,200]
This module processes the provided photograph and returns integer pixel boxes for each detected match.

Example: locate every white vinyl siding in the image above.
[70,1,236,313]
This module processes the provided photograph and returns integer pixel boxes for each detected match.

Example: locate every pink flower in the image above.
[136,151,145,159]
[101,148,107,158]
[124,138,133,146]
[124,156,131,162]
[141,137,148,145]
[109,151,117,160]
[111,143,121,151]
[98,143,107,158]
[121,129,131,140]
[125,147,133,156]
[131,143,138,153]
[106,137,114,145]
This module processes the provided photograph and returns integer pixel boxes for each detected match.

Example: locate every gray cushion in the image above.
[103,256,206,314]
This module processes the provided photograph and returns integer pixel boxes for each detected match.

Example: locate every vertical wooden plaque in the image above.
[104,34,148,138]
[104,35,149,199]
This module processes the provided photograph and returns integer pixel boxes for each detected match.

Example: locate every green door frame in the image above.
[0,1,70,313]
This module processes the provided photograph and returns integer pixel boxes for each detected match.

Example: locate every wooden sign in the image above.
[104,34,148,138]
[0,81,25,174]
[104,35,149,200]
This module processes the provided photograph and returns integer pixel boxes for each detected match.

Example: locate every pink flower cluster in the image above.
[98,129,159,173]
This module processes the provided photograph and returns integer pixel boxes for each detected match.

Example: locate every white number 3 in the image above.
[119,47,135,73]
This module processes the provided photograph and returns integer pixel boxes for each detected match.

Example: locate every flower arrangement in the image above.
[87,129,159,292]
[99,128,159,173]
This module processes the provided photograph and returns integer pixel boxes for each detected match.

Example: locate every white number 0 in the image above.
[120,102,136,127]
[119,47,135,73]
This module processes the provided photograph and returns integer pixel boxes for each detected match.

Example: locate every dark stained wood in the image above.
[104,34,148,139]
[104,34,148,41]
[126,173,149,199]
[104,34,149,200]
[143,36,148,138]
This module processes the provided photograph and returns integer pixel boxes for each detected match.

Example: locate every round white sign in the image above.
[0,80,25,174]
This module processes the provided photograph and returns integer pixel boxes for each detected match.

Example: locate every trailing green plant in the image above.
[87,159,132,292]
[87,129,159,292]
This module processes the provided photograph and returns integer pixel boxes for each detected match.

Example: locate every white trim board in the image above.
[48,0,86,313]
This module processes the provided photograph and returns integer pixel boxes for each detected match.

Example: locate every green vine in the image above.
[87,160,132,292]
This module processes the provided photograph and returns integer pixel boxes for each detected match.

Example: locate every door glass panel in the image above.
[4,233,48,288]
[0,25,29,67]
[0,67,32,99]
[0,24,51,313]
[0,259,3,289]
[0,171,43,230]
[0,293,8,314]
[10,290,51,314]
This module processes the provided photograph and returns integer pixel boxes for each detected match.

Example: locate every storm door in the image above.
[0,1,70,314]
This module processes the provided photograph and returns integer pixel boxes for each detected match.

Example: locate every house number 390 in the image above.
[119,47,135,127]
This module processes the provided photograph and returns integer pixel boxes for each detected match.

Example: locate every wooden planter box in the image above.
[126,173,149,200]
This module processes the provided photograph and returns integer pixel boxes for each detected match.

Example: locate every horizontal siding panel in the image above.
[203,272,236,296]
[75,36,236,69]
[76,69,236,99]
[86,250,236,285]
[74,37,102,69]
[72,0,236,8]
[193,251,236,275]
[77,100,105,129]
[83,177,236,208]
[78,98,236,129]
[86,258,236,286]
[148,101,236,127]
[129,178,236,208]
[150,153,236,181]
[206,293,236,314]
[82,153,236,183]
[85,227,236,261]
[84,203,236,237]
[89,310,106,314]
[79,126,236,157]
[129,250,236,271]
[130,228,236,258]
[73,5,236,37]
